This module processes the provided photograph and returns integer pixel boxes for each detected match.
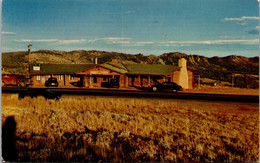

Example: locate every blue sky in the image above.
[1,0,259,57]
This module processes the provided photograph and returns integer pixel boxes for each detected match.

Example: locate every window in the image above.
[93,76,97,83]
[58,75,63,80]
[36,75,41,81]
[103,77,107,81]
[69,75,74,80]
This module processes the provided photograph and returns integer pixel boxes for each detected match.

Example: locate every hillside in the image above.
[2,50,166,73]
[159,52,259,81]
[2,50,259,84]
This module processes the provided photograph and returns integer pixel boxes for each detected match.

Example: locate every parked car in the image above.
[101,79,120,88]
[45,77,59,87]
[18,88,62,100]
[151,82,183,92]
[70,80,82,87]
[2,74,30,88]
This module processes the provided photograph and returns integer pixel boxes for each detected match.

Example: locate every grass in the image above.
[1,94,259,162]
[190,85,259,96]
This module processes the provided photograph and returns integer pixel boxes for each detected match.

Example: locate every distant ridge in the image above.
[2,50,259,82]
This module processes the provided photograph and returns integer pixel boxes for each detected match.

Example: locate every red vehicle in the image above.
[2,74,30,88]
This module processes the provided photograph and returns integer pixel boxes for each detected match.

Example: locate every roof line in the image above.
[105,62,128,70]
[30,73,74,75]
[187,67,202,75]
[126,73,167,76]
[75,64,125,74]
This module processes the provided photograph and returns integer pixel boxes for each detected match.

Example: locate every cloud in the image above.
[1,47,25,52]
[13,38,87,44]
[2,31,16,35]
[13,37,132,45]
[159,44,191,47]
[158,39,259,46]
[14,39,58,42]
[101,37,132,44]
[248,26,259,35]
[96,38,259,47]
[124,11,135,14]
[12,37,258,48]
[222,16,259,25]
[102,37,131,40]
[103,40,155,46]
[219,36,246,39]
[223,16,259,21]
[57,39,86,44]
[136,42,155,44]
[133,42,155,46]
[105,11,135,15]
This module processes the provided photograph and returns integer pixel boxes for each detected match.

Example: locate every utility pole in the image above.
[198,75,200,89]
[28,44,32,64]
[27,44,32,75]
[231,73,234,88]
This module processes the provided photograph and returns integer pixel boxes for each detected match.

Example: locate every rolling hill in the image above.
[2,50,259,83]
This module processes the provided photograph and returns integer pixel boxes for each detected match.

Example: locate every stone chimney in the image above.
[177,58,189,89]
[111,58,119,63]
[178,58,187,68]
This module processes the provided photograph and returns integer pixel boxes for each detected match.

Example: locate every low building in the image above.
[75,63,128,88]
[29,64,95,87]
[29,58,199,89]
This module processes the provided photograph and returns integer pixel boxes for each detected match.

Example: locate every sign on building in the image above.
[33,66,40,71]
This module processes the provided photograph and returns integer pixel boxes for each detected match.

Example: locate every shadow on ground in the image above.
[2,116,18,162]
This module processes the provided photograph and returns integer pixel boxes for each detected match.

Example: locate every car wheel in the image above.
[152,87,157,91]
[171,88,178,92]
[18,81,26,88]
[18,94,25,100]
[55,96,61,101]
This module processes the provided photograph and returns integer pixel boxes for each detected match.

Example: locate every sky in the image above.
[1,0,259,57]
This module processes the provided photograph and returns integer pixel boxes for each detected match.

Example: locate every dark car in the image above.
[101,79,120,88]
[18,88,62,100]
[45,77,59,87]
[70,80,83,87]
[151,82,183,92]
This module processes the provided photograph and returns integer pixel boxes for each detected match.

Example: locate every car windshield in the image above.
[49,78,57,81]
[162,82,177,85]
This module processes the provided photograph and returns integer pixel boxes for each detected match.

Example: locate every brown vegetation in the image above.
[1,94,259,162]
[189,85,259,96]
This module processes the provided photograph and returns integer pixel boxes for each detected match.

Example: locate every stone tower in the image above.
[95,57,98,64]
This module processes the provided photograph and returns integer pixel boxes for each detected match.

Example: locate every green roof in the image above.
[123,64,179,75]
[29,62,179,76]
[30,64,95,74]
[106,62,127,70]
[101,63,128,74]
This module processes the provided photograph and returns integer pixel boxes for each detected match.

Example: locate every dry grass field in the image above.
[1,93,259,162]
[188,85,259,96]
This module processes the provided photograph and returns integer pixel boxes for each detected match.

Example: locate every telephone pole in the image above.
[231,73,234,88]
[27,44,32,75]
[28,44,32,64]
